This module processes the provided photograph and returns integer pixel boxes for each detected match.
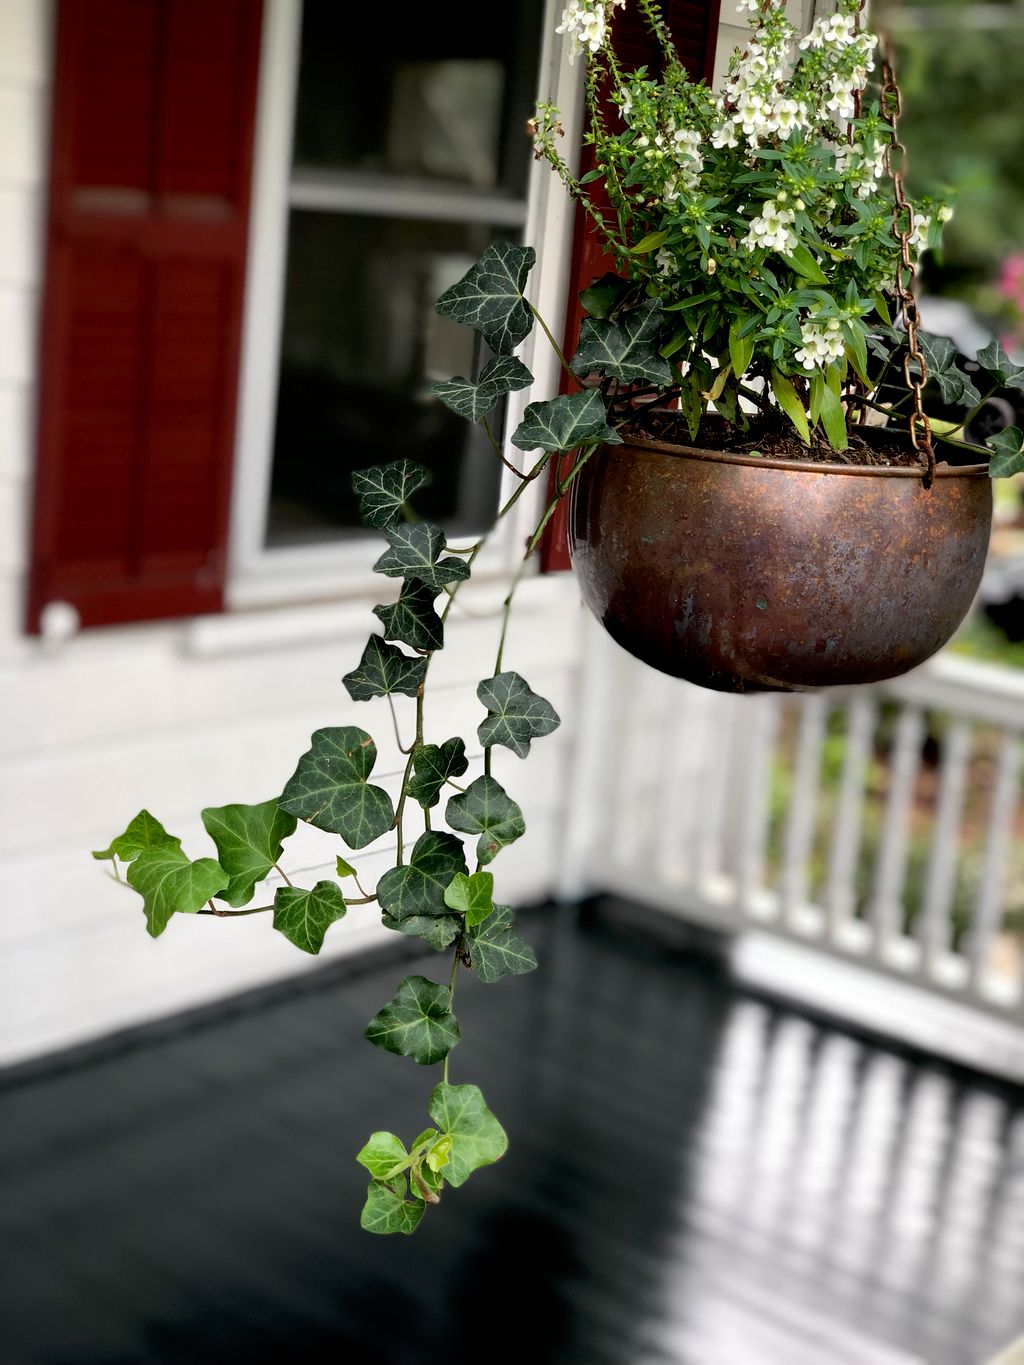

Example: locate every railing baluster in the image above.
[825,693,877,945]
[693,695,740,891]
[918,719,971,978]
[967,731,1020,998]
[780,693,828,931]
[868,705,925,963]
[732,695,782,918]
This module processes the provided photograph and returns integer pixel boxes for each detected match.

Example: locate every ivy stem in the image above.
[528,300,575,382]
[274,863,293,888]
[387,695,413,755]
[391,685,426,866]
[199,903,274,917]
[483,414,529,478]
[443,935,463,1086]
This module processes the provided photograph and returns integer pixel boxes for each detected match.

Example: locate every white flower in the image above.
[743,198,798,254]
[736,0,759,12]
[711,121,739,149]
[556,0,609,61]
[656,247,678,277]
[795,314,845,370]
[770,97,808,138]
[938,205,954,224]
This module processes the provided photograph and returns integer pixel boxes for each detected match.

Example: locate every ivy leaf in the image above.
[976,340,1024,395]
[373,523,470,591]
[373,579,444,653]
[365,975,460,1066]
[360,1181,425,1235]
[200,799,297,908]
[384,912,462,952]
[428,1082,508,1188]
[336,855,358,879]
[272,880,347,954]
[468,905,538,984]
[445,775,525,866]
[579,272,634,320]
[92,810,181,864]
[342,635,427,701]
[477,672,560,759]
[443,871,495,927]
[126,847,228,939]
[408,737,469,809]
[571,301,672,385]
[280,727,394,849]
[988,426,1024,479]
[510,388,621,454]
[377,830,468,923]
[916,332,982,409]
[432,356,533,423]
[356,1131,410,1181]
[352,460,430,530]
[434,240,536,355]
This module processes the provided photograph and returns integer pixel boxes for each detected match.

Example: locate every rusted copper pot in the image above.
[568,432,992,693]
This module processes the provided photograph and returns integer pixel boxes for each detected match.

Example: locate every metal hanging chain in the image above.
[879,37,936,488]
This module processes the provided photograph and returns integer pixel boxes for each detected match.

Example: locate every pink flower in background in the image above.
[998,252,1024,352]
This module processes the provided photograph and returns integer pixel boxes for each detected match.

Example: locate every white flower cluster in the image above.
[556,0,625,63]
[794,313,845,370]
[743,198,798,254]
[835,136,888,198]
[721,5,814,145]
[796,9,877,126]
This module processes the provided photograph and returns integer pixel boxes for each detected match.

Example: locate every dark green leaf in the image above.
[408,738,469,809]
[360,1181,425,1235]
[434,241,536,355]
[356,1131,410,1181]
[126,847,228,939]
[477,671,560,759]
[377,830,468,923]
[432,356,533,423]
[443,871,494,927]
[365,975,460,1065]
[629,228,670,254]
[352,460,430,530]
[445,775,525,865]
[976,340,1024,395]
[510,389,621,454]
[200,798,298,908]
[988,426,1024,479]
[770,368,810,446]
[817,379,848,451]
[93,810,181,863]
[428,1082,508,1187]
[468,905,538,983]
[382,911,461,951]
[571,302,672,385]
[272,880,347,954]
[373,523,470,591]
[373,579,444,653]
[916,332,982,409]
[280,727,394,849]
[342,635,427,701]
[579,272,634,319]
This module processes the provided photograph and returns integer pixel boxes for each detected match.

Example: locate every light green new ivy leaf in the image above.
[356,1131,410,1181]
[376,831,467,945]
[200,798,297,908]
[360,1180,425,1235]
[352,460,430,530]
[571,301,672,386]
[342,634,427,702]
[443,871,494,927]
[477,671,560,759]
[407,737,468,809]
[93,810,181,863]
[126,846,228,939]
[365,974,460,1066]
[280,727,394,849]
[988,426,1024,479]
[432,355,533,423]
[434,240,536,356]
[510,388,621,455]
[272,880,347,954]
[445,775,525,866]
[373,579,444,653]
[976,340,1024,395]
[468,905,537,984]
[373,523,470,592]
[428,1082,508,1187]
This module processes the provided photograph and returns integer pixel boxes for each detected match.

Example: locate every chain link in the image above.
[879,37,936,487]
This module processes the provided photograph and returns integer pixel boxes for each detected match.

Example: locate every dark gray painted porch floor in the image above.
[1,900,1022,1365]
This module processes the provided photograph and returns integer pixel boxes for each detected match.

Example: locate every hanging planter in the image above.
[568,426,992,692]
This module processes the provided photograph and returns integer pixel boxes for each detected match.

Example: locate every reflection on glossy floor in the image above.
[1,900,1021,1365]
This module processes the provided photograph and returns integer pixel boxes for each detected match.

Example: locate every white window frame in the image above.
[226,0,584,610]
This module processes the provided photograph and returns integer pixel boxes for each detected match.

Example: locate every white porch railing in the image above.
[573,623,1024,1034]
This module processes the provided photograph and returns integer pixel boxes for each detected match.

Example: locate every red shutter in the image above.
[541,0,722,572]
[26,0,263,632]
